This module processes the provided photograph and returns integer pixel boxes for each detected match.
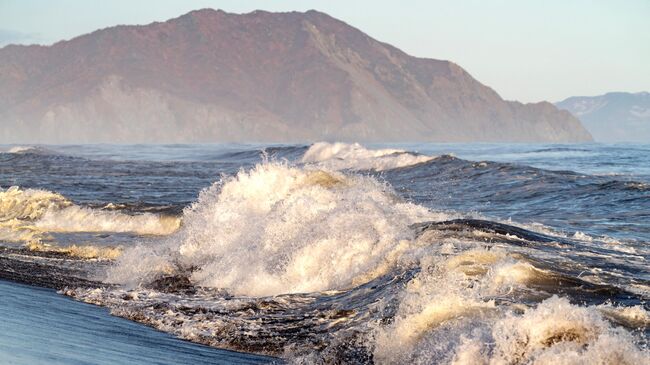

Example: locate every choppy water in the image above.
[1,142,648,364]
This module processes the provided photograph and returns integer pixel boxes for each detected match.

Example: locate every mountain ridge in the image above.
[0,8,592,143]
[556,92,649,142]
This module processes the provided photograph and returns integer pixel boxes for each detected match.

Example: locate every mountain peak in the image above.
[556,92,650,142]
[182,8,225,17]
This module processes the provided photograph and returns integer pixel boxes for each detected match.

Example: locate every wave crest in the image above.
[4,145,57,155]
[0,186,180,245]
[301,142,434,171]
[453,296,647,365]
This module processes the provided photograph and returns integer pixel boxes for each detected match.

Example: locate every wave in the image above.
[78,160,649,363]
[217,145,308,163]
[5,145,42,154]
[301,142,434,171]
[108,161,443,295]
[0,186,180,246]
[7,146,37,154]
[378,153,650,242]
[530,147,592,153]
[597,180,650,192]
[444,296,646,365]
[2,145,60,155]
[25,241,122,260]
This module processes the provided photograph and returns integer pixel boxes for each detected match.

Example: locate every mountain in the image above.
[556,92,650,142]
[0,9,592,143]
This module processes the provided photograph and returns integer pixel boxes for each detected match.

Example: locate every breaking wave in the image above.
[0,186,180,246]
[25,241,123,260]
[446,296,647,365]
[5,145,40,154]
[108,162,443,295]
[3,145,57,155]
[301,142,434,171]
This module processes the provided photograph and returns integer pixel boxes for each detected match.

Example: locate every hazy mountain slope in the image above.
[556,92,650,142]
[0,9,592,143]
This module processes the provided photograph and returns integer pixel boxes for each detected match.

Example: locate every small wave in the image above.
[301,142,434,171]
[597,180,650,192]
[0,186,180,246]
[3,145,56,155]
[572,231,629,248]
[8,146,35,154]
[597,304,650,328]
[217,145,308,162]
[6,146,39,154]
[530,147,592,153]
[25,241,122,260]
[95,202,181,215]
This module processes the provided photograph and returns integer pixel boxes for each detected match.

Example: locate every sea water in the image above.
[0,142,648,364]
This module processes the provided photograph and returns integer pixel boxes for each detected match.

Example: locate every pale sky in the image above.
[0,0,648,102]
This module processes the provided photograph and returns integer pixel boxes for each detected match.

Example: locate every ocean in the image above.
[0,142,648,364]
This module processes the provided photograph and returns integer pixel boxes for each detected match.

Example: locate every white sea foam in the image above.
[451,297,649,365]
[597,303,650,328]
[373,244,649,364]
[301,142,434,171]
[0,186,179,246]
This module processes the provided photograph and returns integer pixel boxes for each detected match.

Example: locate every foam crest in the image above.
[109,162,439,295]
[372,242,649,364]
[3,145,58,155]
[0,186,71,221]
[0,187,179,246]
[452,297,648,365]
[385,296,495,351]
[6,146,39,154]
[597,304,650,328]
[301,142,434,171]
[373,248,517,362]
[35,205,179,235]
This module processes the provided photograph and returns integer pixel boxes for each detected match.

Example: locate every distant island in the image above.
[556,92,650,142]
[0,9,592,143]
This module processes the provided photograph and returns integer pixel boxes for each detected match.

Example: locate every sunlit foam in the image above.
[0,186,180,248]
[301,142,434,171]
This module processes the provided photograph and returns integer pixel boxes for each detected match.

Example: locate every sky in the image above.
[0,0,648,103]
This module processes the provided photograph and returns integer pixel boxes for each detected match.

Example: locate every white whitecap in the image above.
[301,142,434,171]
